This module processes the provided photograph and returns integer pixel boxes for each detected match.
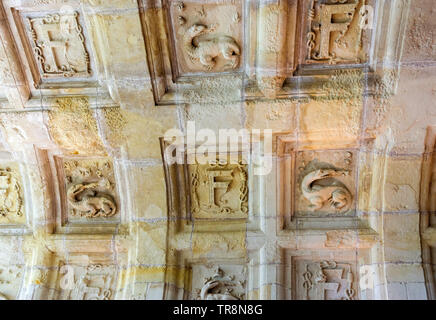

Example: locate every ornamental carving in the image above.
[26,12,91,78]
[63,159,117,219]
[189,159,248,219]
[182,23,240,71]
[296,150,355,216]
[192,266,246,300]
[298,260,356,300]
[301,168,352,213]
[169,0,243,73]
[0,166,24,220]
[61,263,115,300]
[306,0,369,64]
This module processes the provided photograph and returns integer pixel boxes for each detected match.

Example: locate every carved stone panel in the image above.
[303,0,370,65]
[57,157,119,226]
[58,262,116,300]
[294,259,357,300]
[0,164,25,225]
[169,0,243,74]
[188,264,246,300]
[188,159,248,220]
[295,149,356,216]
[24,11,90,79]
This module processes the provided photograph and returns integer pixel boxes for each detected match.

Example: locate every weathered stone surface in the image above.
[0,0,432,301]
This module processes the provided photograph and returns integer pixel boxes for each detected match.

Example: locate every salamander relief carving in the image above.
[67,179,116,218]
[301,168,352,213]
[63,159,118,219]
[195,267,245,300]
[183,23,240,71]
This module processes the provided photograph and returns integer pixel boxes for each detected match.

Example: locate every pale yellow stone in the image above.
[102,107,179,159]
[130,166,167,220]
[299,98,362,147]
[244,99,296,132]
[384,157,421,212]
[192,231,246,257]
[383,213,422,263]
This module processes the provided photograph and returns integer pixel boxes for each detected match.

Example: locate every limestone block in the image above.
[244,99,297,133]
[298,98,362,147]
[135,221,167,265]
[91,13,149,78]
[402,0,436,62]
[384,157,421,212]
[101,106,179,159]
[384,263,425,283]
[0,264,25,300]
[383,213,421,263]
[129,165,167,220]
[47,97,107,156]
[192,231,246,258]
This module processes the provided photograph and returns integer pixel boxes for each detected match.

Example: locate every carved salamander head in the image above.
[316,169,338,178]
[188,24,207,35]
[317,169,350,178]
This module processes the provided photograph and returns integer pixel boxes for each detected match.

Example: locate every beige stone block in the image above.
[384,263,425,283]
[244,99,297,132]
[0,237,24,265]
[384,157,421,212]
[367,66,436,154]
[181,75,243,108]
[120,266,166,285]
[402,0,436,62]
[101,106,179,159]
[298,97,362,146]
[386,282,408,300]
[0,264,24,300]
[83,0,138,10]
[47,97,107,156]
[357,152,387,213]
[135,221,167,265]
[383,213,422,262]
[184,102,243,132]
[130,165,167,220]
[192,231,246,257]
[91,14,149,78]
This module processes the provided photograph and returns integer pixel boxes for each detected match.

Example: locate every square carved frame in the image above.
[42,152,122,235]
[160,138,262,233]
[4,1,98,89]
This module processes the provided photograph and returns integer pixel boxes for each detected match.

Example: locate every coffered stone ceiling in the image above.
[0,0,435,300]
